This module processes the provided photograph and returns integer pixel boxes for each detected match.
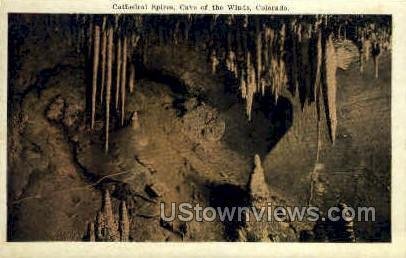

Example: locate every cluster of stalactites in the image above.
[209,16,290,121]
[88,15,141,153]
[232,23,288,121]
[355,23,391,78]
[87,190,130,241]
[209,16,338,142]
[79,14,390,146]
[209,16,389,143]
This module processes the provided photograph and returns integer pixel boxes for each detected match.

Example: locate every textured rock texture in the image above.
[7,15,391,242]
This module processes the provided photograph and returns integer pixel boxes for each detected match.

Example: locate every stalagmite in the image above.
[249,154,269,199]
[103,190,114,230]
[87,190,132,241]
[115,38,122,110]
[105,27,113,153]
[119,201,130,241]
[131,111,140,130]
[91,24,100,129]
[88,222,95,241]
[100,17,107,105]
[121,37,128,126]
[330,203,356,242]
[103,190,119,241]
[237,154,271,242]
[96,211,105,240]
[238,153,297,242]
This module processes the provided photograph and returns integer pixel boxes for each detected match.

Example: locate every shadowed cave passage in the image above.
[220,67,294,156]
[207,183,250,241]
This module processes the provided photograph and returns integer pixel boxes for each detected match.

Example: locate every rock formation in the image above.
[237,154,297,242]
[86,190,130,241]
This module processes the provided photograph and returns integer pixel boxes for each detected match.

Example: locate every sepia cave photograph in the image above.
[7,14,391,242]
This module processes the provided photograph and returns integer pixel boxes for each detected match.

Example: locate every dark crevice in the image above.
[207,183,250,241]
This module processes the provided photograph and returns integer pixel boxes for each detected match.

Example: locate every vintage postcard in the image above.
[1,0,406,257]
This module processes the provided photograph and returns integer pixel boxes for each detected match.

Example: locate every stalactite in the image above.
[292,21,299,94]
[262,28,270,96]
[323,34,338,144]
[87,18,94,60]
[314,31,323,120]
[372,41,381,79]
[246,52,256,120]
[129,35,140,94]
[83,15,391,152]
[91,24,100,129]
[184,16,192,42]
[100,17,107,105]
[81,16,87,52]
[364,38,371,62]
[300,25,312,105]
[264,27,273,95]
[129,63,136,94]
[226,50,237,76]
[174,21,180,44]
[105,27,113,153]
[121,36,128,126]
[115,37,122,110]
[240,69,247,99]
[256,21,262,92]
[76,15,82,53]
[356,28,364,73]
[210,50,219,74]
